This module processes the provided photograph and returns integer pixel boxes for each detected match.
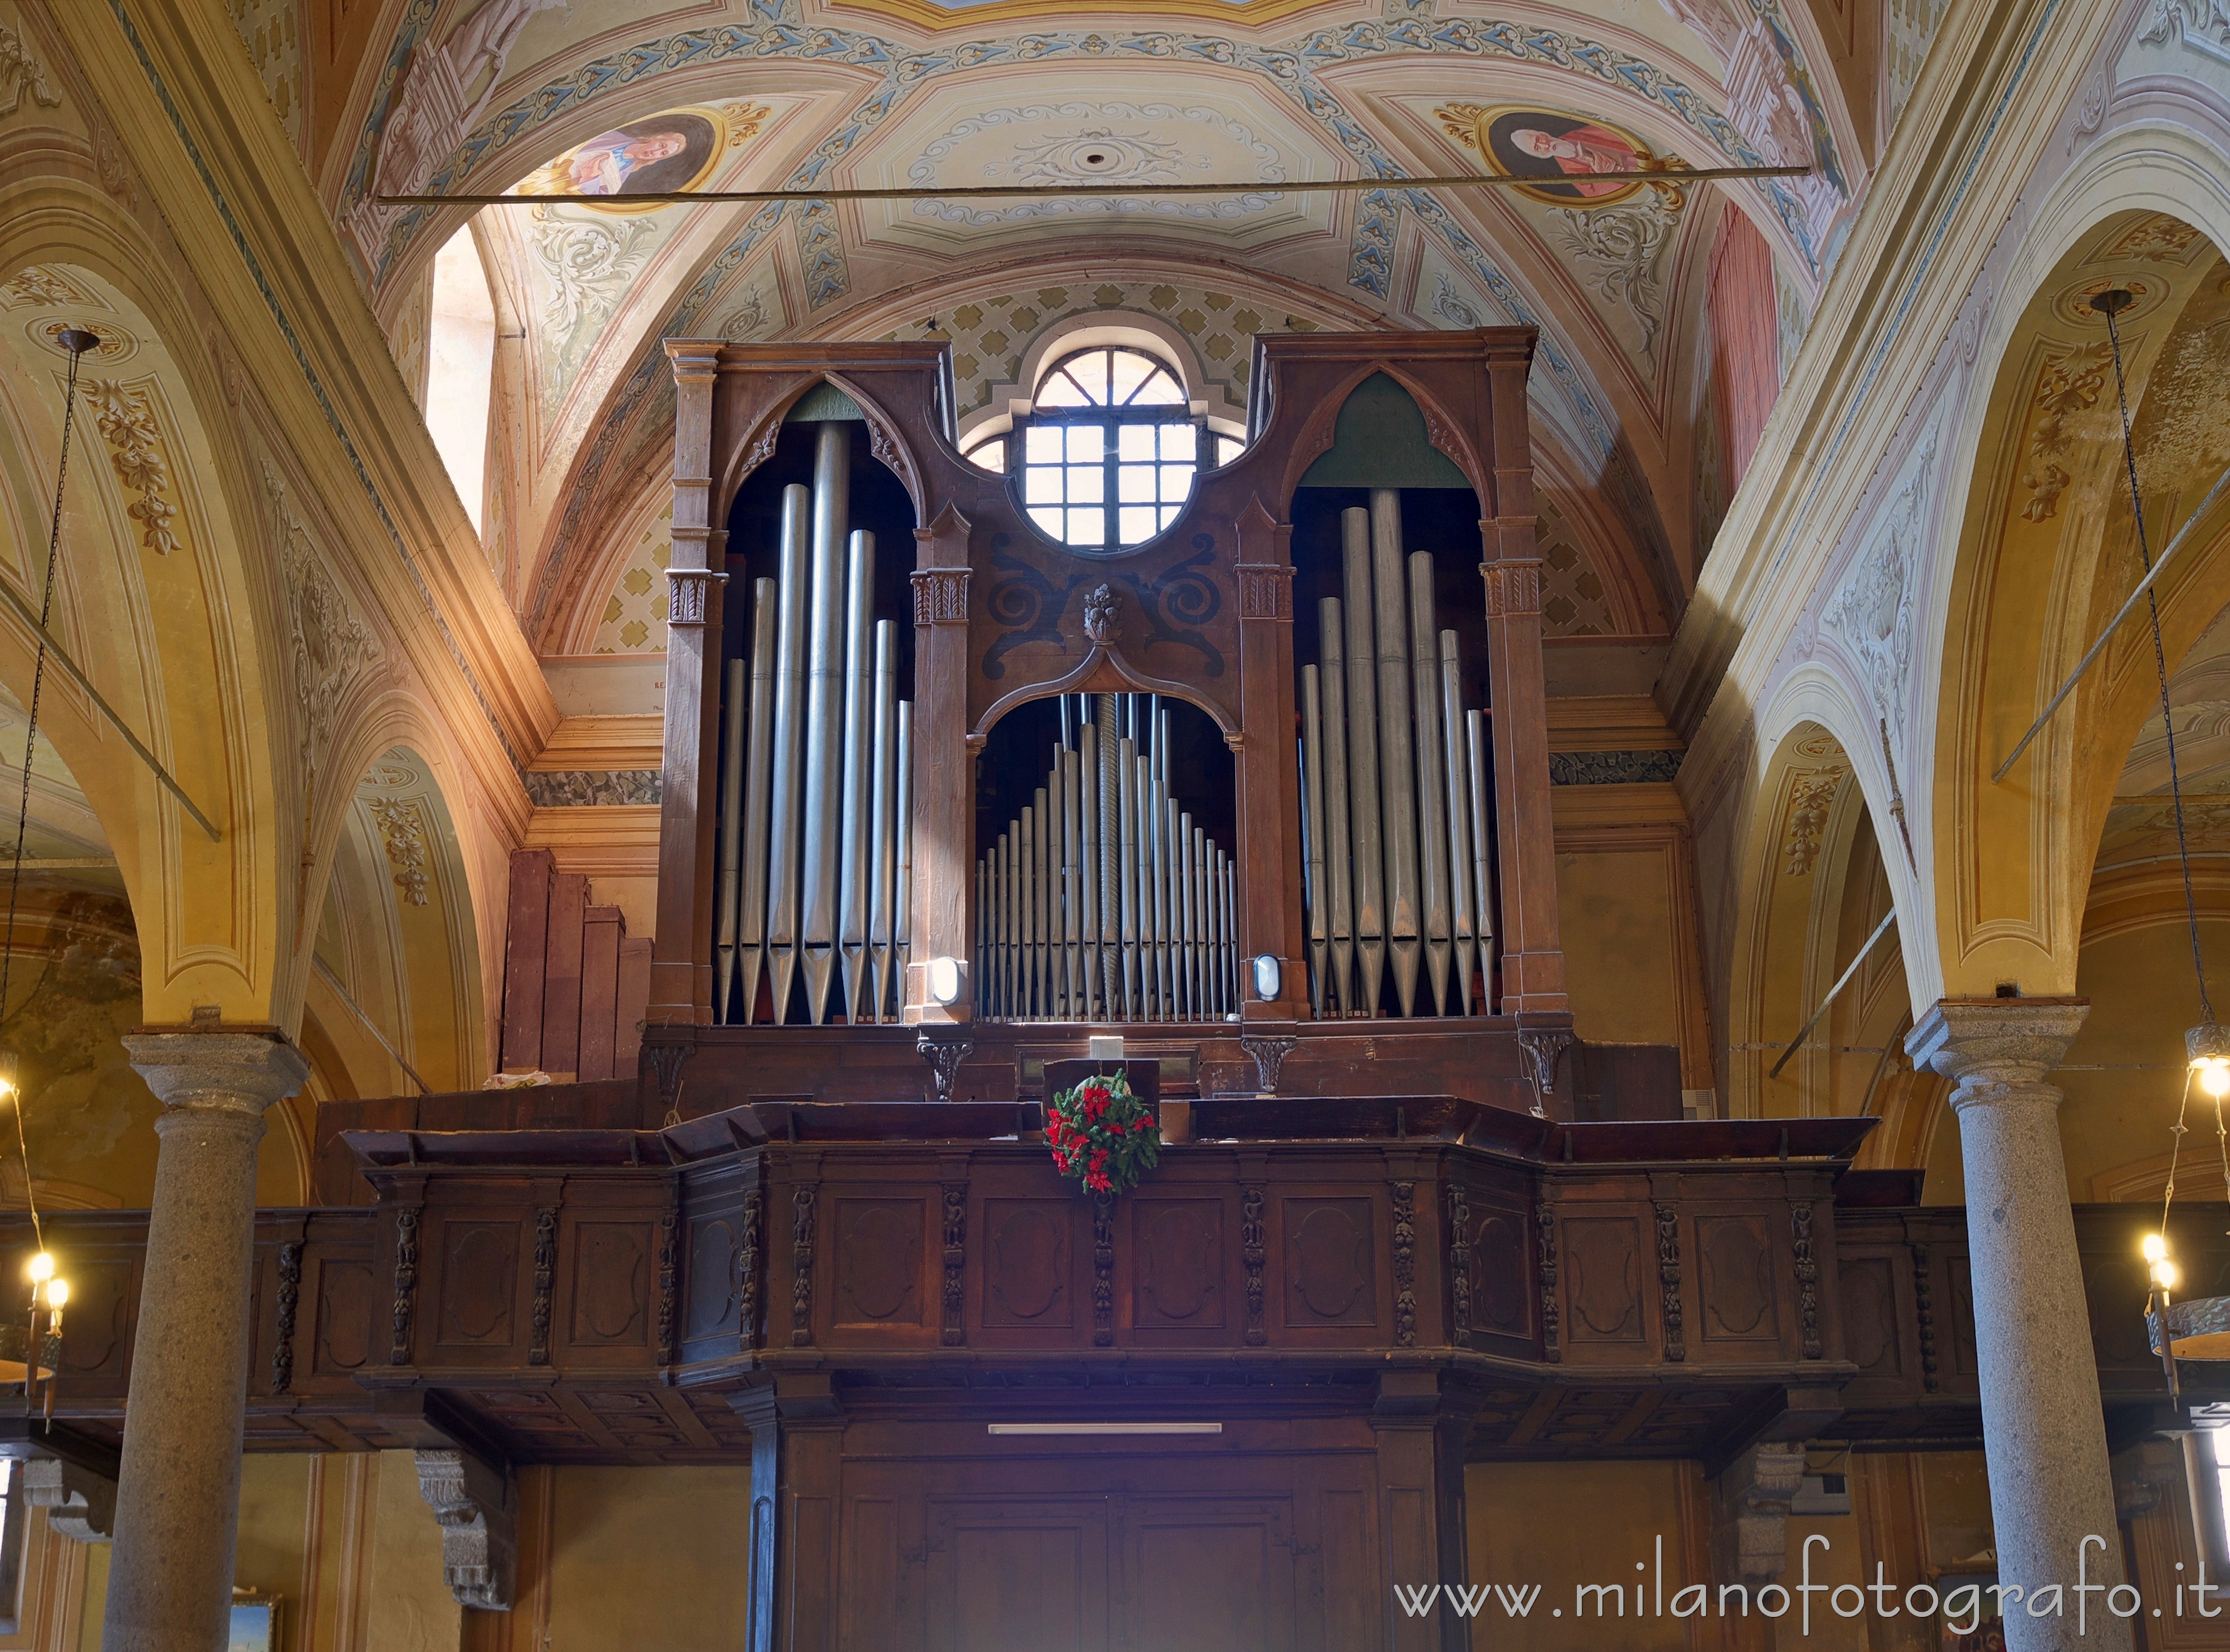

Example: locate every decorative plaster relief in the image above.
[1,267,89,310]
[2104,213,2203,264]
[906,103,1285,227]
[0,19,59,118]
[523,770,662,807]
[1782,769,1845,876]
[2022,342,2110,522]
[267,464,380,804]
[369,797,432,907]
[86,380,179,556]
[1823,426,1938,740]
[2139,0,2230,52]
[1547,193,1679,362]
[225,0,304,145]
[532,209,658,412]
[349,0,566,259]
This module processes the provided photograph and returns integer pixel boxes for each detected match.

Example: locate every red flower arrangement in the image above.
[1045,1072,1161,1196]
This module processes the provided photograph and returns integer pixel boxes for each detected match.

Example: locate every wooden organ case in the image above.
[647,328,1608,1118]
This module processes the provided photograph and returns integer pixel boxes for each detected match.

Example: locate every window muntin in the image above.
[1020,347,1199,552]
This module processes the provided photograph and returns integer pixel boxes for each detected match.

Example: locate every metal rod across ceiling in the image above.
[382,163,1809,208]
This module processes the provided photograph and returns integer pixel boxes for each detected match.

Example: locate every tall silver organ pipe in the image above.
[798,425,849,1023]
[1406,549,1452,1015]
[1368,490,1421,1018]
[1316,600,1355,1013]
[764,485,810,1023]
[734,580,778,1026]
[716,433,913,1026]
[1299,498,1496,1018]
[976,694,1238,1022]
[838,527,877,1025]
[714,655,747,1022]
[1339,511,1387,1018]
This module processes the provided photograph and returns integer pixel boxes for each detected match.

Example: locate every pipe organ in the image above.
[711,420,913,1026]
[653,331,1582,1114]
[1298,494,1494,1020]
[977,694,1240,1023]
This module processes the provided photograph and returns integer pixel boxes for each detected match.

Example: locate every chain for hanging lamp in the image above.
[0,329,98,1411]
[2098,287,2230,1388]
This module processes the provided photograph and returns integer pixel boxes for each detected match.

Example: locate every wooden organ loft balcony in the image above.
[0,1102,2214,1649]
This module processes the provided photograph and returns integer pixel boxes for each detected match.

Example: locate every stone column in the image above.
[105,1032,306,1652]
[1907,999,2131,1652]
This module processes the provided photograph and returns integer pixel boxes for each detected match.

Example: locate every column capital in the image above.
[122,1032,308,1120]
[1905,998,2088,1111]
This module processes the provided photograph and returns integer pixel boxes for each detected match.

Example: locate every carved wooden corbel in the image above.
[413,1448,515,1611]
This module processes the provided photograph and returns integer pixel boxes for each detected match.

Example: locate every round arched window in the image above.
[1020,347,1199,552]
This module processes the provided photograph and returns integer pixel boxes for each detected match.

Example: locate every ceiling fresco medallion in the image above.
[1435,104,1687,210]
[510,102,770,211]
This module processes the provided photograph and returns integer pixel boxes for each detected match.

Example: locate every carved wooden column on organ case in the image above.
[652,341,728,1026]
[1478,339,1567,1019]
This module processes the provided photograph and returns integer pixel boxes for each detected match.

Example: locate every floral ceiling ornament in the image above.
[907,103,1284,228]
[530,208,658,409]
[86,380,178,556]
[369,796,432,907]
[266,464,379,808]
[2022,342,2112,522]
[1,268,86,311]
[1823,424,1938,741]
[1546,191,1680,361]
[2139,0,2230,50]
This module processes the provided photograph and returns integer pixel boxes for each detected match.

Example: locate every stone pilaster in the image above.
[1907,999,2131,1652]
[104,1032,306,1652]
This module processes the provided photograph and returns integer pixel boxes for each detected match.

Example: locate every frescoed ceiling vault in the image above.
[287,0,1880,653]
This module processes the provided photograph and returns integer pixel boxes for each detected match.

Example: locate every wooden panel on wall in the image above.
[579,906,622,1081]
[1280,1198,1376,1329]
[566,1220,651,1348]
[1133,1198,1227,1334]
[1695,1215,1780,1345]
[543,873,589,1080]
[502,849,553,1073]
[982,1199,1076,1330]
[1560,1215,1645,1345]
[832,1197,930,1331]
[1125,1504,1295,1652]
[930,1501,1110,1651]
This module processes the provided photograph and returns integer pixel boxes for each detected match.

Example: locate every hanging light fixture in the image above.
[2096,286,2230,1386]
[0,326,97,1408]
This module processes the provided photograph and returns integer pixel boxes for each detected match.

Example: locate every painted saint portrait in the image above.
[1435,105,1658,207]
[514,109,722,205]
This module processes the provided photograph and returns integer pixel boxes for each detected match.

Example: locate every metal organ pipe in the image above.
[764,485,810,1025]
[1299,664,1328,1015]
[1406,550,1452,1016]
[714,656,747,1023]
[1438,629,1476,1018]
[736,580,778,1026]
[1339,509,1387,1017]
[1298,498,1498,1019]
[712,431,913,1026]
[799,425,850,1024]
[1369,489,1421,1018]
[972,695,1239,1022]
[1315,599,1355,1013]
[867,618,897,1022]
[838,527,876,1023]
